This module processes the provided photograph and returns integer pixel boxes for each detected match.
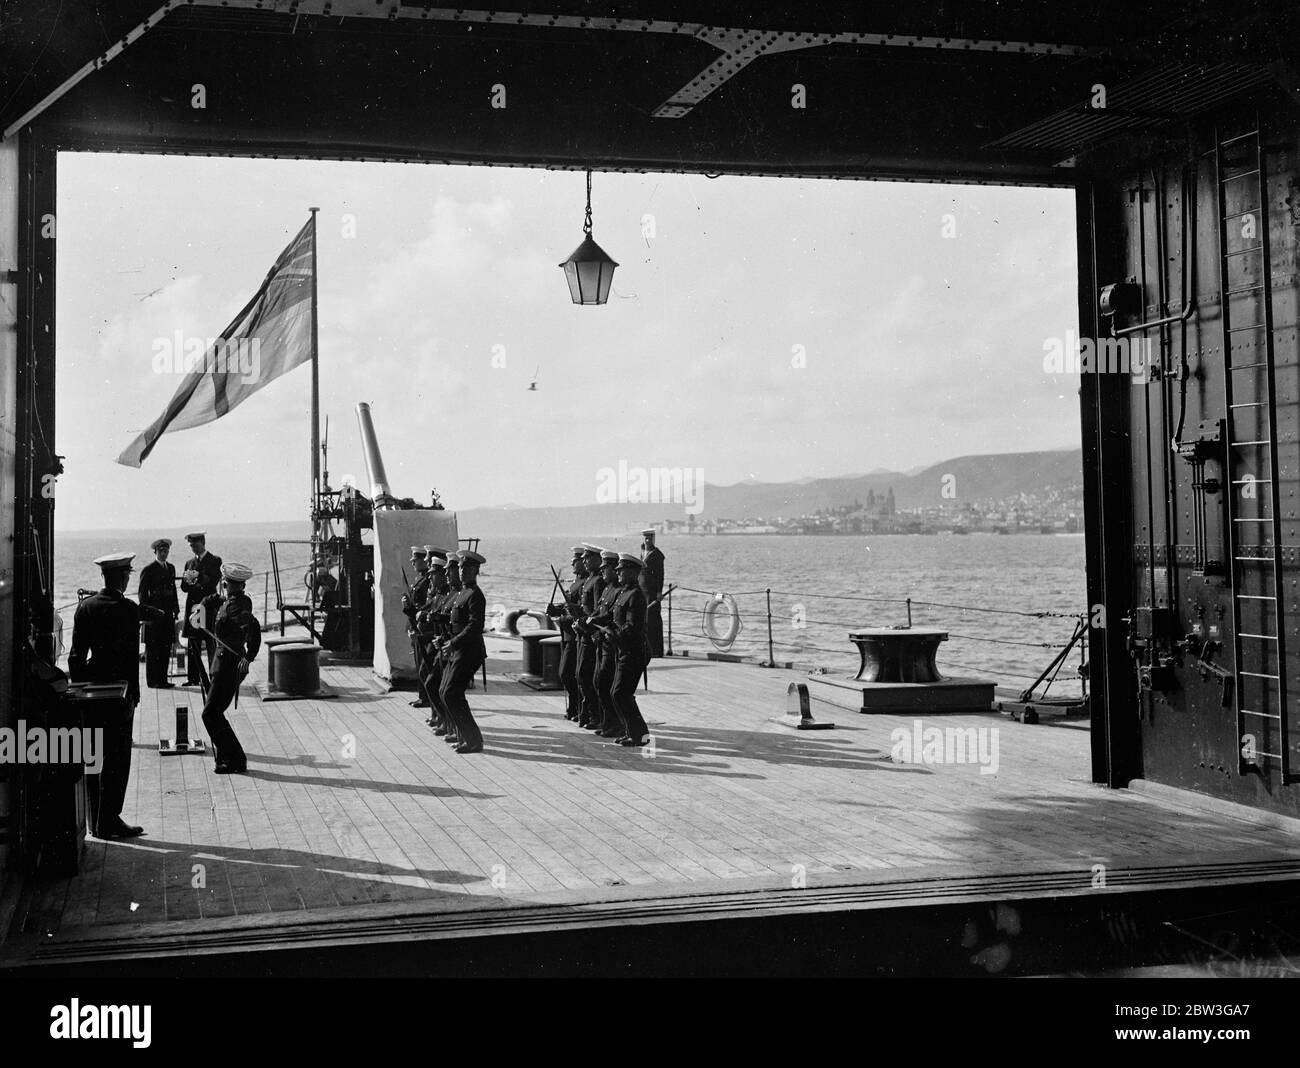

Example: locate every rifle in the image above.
[547,563,582,631]
[544,565,563,615]
[649,583,677,609]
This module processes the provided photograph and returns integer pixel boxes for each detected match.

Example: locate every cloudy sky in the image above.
[54,153,1079,531]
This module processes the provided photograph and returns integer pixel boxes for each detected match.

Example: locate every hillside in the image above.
[455,448,1082,535]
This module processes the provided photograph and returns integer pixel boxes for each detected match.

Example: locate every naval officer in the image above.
[611,553,652,746]
[436,550,487,753]
[68,552,164,837]
[180,531,222,685]
[199,562,261,774]
[640,528,666,658]
[138,537,179,688]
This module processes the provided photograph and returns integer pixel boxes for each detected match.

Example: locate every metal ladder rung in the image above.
[1230,401,1266,408]
[1233,439,1272,446]
[1230,477,1272,483]
[1238,632,1278,641]
[1220,207,1260,221]
[1227,323,1266,333]
[1232,518,1273,523]
[1228,361,1269,369]
[1220,167,1261,181]
[1240,709,1282,719]
[1219,130,1260,147]
[1236,594,1276,600]
[1234,556,1276,563]
[1224,245,1264,258]
[1225,284,1265,295]
[1240,670,1280,679]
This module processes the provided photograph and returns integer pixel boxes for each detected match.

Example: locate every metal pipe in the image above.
[355,402,395,508]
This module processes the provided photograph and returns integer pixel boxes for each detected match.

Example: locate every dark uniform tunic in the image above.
[403,571,430,708]
[592,580,622,734]
[138,559,179,686]
[418,584,453,732]
[199,591,261,771]
[639,545,666,657]
[611,583,650,741]
[180,551,223,682]
[438,584,486,749]
[68,588,163,834]
[575,571,606,726]
[557,575,585,720]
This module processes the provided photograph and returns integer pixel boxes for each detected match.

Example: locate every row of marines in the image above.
[548,544,654,747]
[401,547,488,754]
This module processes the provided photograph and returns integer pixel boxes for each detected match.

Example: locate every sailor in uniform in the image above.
[401,546,431,709]
[417,551,452,735]
[180,531,223,685]
[68,552,162,837]
[590,549,624,737]
[640,528,666,658]
[199,562,261,774]
[553,545,587,721]
[574,544,606,728]
[436,550,487,753]
[138,537,179,688]
[611,553,652,746]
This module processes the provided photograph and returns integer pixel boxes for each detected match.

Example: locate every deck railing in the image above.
[664,584,1086,693]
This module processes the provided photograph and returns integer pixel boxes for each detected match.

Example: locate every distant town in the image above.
[651,484,1085,536]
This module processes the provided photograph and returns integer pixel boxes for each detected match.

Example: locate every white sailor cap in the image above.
[427,555,447,570]
[150,537,172,551]
[617,553,643,570]
[93,552,135,572]
[184,531,206,541]
[444,554,460,568]
[582,544,604,558]
[600,549,619,562]
[459,550,486,567]
[640,528,655,536]
[571,544,587,556]
[221,562,254,583]
[410,546,428,558]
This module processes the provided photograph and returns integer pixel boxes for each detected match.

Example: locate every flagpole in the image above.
[309,207,321,624]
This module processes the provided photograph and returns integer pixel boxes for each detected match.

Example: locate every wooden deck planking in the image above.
[14,633,1300,940]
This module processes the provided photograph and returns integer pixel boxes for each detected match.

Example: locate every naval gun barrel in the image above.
[355,402,396,509]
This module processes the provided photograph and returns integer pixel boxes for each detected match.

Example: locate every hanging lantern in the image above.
[559,169,618,305]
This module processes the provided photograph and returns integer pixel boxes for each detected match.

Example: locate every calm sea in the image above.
[54,529,1086,693]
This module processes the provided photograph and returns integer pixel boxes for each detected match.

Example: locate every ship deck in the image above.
[5,634,1300,973]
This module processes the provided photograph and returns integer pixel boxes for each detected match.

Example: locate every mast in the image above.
[309,207,321,620]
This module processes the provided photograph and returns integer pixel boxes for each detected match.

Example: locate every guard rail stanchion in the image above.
[666,587,673,656]
[766,588,774,667]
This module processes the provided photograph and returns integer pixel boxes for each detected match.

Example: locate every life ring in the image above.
[702,592,742,650]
